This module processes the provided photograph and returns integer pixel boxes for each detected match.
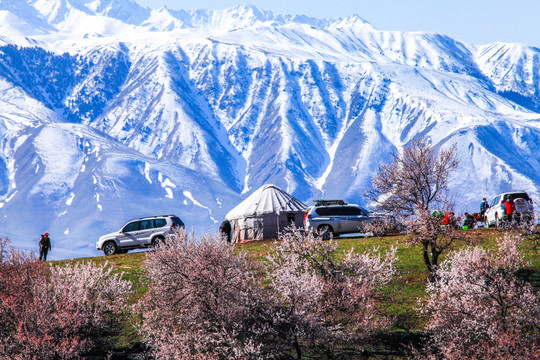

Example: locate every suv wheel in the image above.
[495,213,501,228]
[103,241,118,256]
[318,225,335,240]
[152,236,165,248]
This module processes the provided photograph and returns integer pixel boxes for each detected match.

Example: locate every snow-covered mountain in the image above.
[1,1,539,259]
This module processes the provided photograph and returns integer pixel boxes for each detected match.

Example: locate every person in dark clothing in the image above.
[39,232,51,261]
[479,197,489,221]
[463,212,475,229]
[219,220,232,243]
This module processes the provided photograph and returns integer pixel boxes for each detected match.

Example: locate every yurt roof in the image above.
[226,184,307,220]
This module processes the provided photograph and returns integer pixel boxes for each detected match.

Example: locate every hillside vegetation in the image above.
[59,228,540,358]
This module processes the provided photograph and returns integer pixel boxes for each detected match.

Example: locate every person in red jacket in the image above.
[505,197,515,221]
[442,211,456,228]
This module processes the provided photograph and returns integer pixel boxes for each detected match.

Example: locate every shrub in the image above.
[137,228,398,359]
[136,229,276,359]
[0,237,132,359]
[266,228,397,358]
[417,233,539,359]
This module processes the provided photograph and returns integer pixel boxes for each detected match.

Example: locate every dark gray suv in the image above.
[96,215,185,255]
[304,200,389,239]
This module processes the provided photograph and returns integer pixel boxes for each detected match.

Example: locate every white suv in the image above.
[304,200,389,239]
[485,191,534,227]
[96,215,185,255]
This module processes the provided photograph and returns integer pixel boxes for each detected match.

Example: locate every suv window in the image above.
[314,207,332,216]
[123,221,140,232]
[315,206,366,216]
[140,219,153,230]
[171,216,185,227]
[508,193,530,201]
[154,218,166,228]
[342,206,365,216]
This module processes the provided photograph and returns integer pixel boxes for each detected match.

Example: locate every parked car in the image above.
[304,200,390,239]
[96,215,185,255]
[485,191,534,227]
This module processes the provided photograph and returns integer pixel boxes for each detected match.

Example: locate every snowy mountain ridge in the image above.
[0,0,539,259]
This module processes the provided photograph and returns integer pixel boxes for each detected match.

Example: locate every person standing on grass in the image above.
[505,197,515,221]
[219,220,232,243]
[39,232,51,261]
[479,197,489,222]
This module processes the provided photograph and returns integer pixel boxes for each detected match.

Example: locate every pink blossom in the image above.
[417,233,539,359]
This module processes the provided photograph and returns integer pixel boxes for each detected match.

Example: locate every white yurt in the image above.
[225,184,307,243]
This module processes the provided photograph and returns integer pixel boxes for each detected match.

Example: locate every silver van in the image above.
[96,215,185,255]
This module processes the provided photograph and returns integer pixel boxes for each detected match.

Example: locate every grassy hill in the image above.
[57,228,540,357]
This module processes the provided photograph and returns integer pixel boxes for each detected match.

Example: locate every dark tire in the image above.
[318,225,335,240]
[152,236,165,248]
[103,241,118,256]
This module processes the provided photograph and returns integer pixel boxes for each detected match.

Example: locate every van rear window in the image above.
[508,193,530,201]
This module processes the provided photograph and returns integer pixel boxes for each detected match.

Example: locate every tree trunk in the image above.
[431,248,441,274]
[294,336,302,360]
[422,241,440,281]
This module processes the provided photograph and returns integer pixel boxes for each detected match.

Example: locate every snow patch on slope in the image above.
[31,125,84,196]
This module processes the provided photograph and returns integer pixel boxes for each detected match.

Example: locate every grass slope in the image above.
[57,228,540,357]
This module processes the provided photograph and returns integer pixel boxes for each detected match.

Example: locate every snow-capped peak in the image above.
[29,0,149,25]
[141,6,187,32]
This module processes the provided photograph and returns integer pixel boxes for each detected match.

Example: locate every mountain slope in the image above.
[0,1,539,259]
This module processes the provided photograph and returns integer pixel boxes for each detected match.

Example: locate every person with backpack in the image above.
[479,197,489,222]
[39,233,52,261]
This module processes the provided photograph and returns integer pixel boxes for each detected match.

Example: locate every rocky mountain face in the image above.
[0,0,539,258]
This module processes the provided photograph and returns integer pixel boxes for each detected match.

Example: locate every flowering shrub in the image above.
[417,234,539,359]
[137,229,276,359]
[137,228,398,359]
[266,228,397,358]
[0,237,132,359]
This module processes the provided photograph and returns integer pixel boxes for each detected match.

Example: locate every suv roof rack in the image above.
[137,215,175,220]
[313,199,347,206]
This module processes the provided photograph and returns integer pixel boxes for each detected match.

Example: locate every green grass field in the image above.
[237,228,540,331]
[56,228,540,357]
